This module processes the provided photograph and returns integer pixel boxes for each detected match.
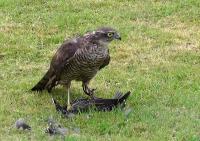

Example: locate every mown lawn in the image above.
[0,0,200,140]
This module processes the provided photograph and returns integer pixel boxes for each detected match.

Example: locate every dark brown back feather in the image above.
[31,39,81,92]
[51,40,80,78]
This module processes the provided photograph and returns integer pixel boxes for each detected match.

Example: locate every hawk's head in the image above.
[85,27,121,45]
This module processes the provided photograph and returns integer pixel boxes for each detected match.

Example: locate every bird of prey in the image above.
[31,27,121,109]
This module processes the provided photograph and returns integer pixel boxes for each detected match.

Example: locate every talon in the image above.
[82,83,97,98]
[91,88,96,93]
[90,89,96,98]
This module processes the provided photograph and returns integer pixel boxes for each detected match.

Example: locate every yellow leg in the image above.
[67,88,71,110]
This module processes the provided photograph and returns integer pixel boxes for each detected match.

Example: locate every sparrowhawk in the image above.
[31,27,121,109]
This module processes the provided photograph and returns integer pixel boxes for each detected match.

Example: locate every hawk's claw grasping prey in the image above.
[82,85,97,99]
[31,27,121,107]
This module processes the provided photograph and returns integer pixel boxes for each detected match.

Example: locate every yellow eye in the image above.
[107,32,114,38]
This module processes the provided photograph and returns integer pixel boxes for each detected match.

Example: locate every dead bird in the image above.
[52,91,130,116]
[15,118,31,130]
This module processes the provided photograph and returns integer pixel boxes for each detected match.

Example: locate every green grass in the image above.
[0,0,200,140]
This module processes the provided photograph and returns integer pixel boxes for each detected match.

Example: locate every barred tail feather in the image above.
[31,69,53,91]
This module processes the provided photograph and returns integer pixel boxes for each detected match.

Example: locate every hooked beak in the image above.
[114,33,121,40]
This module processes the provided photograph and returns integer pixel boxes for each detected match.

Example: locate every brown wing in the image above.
[51,40,80,77]
[31,39,80,92]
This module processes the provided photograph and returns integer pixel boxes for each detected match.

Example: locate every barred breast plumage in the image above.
[60,44,109,84]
